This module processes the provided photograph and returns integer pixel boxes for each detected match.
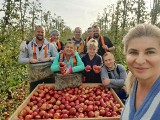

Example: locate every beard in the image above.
[36,35,44,41]
[93,33,99,38]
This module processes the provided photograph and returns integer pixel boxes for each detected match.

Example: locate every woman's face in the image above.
[51,34,59,42]
[64,43,75,56]
[103,54,115,70]
[126,36,160,82]
[87,45,97,57]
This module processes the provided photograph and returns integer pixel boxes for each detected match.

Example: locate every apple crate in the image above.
[9,83,124,120]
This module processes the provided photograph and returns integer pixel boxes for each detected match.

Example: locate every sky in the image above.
[40,0,117,32]
[0,0,152,32]
[40,0,152,32]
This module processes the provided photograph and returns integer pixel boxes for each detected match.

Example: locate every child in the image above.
[50,40,85,74]
[81,39,103,83]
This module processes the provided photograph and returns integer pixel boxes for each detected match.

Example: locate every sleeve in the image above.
[99,55,103,66]
[18,48,30,64]
[49,43,58,61]
[101,66,109,80]
[72,52,85,73]
[81,56,87,76]
[19,41,26,52]
[104,36,114,48]
[50,53,60,72]
[110,65,127,88]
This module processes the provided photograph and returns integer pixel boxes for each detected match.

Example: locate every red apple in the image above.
[88,111,95,117]
[54,113,61,119]
[46,104,53,110]
[78,113,85,118]
[39,110,47,116]
[19,109,27,117]
[106,111,112,117]
[61,113,68,118]
[48,109,55,114]
[59,62,66,67]
[25,115,33,120]
[94,111,100,117]
[78,107,84,113]
[100,109,106,116]
[69,108,76,115]
[56,100,61,105]
[61,109,69,114]
[93,65,101,71]
[41,103,47,110]
[85,65,91,71]
[88,105,94,111]
[59,104,65,110]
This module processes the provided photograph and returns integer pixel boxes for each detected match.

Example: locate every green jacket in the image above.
[50,51,85,73]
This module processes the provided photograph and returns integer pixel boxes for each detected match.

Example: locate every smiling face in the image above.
[126,36,160,82]
[64,42,75,56]
[74,27,82,40]
[92,26,100,39]
[88,27,93,38]
[51,34,59,42]
[87,45,97,57]
[103,52,115,70]
[35,26,45,41]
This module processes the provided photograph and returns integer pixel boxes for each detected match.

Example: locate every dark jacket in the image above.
[82,53,103,83]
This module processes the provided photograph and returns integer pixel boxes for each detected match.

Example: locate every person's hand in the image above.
[93,65,101,73]
[63,68,72,75]
[102,78,110,86]
[102,45,109,51]
[41,57,50,62]
[63,68,70,75]
[29,59,39,63]
[59,62,67,74]
[85,65,92,72]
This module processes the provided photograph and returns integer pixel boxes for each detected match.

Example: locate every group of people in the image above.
[18,23,160,119]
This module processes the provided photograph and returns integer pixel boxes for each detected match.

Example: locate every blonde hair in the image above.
[123,23,160,55]
[87,38,98,49]
[122,23,160,95]
[103,52,114,60]
[125,71,136,95]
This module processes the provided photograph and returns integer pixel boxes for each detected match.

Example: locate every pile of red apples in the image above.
[18,84,123,120]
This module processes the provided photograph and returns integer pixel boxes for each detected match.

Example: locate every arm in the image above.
[103,36,115,52]
[50,53,60,72]
[108,46,115,52]
[110,65,127,87]
[101,65,127,88]
[18,49,30,64]
[72,52,85,73]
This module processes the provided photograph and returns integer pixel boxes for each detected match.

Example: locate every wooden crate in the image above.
[9,83,124,120]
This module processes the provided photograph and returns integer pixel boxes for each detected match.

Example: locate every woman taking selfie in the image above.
[121,24,160,119]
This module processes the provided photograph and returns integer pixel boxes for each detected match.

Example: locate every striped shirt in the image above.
[121,78,160,120]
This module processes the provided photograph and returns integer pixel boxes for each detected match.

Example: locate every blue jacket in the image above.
[50,51,85,73]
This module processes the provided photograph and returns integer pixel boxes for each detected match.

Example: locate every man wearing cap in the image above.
[49,29,64,52]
